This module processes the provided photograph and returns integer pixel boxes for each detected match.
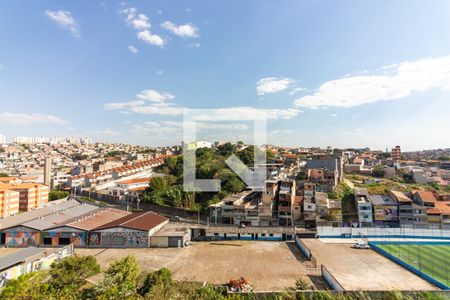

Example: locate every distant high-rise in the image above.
[0,134,5,144]
[44,157,52,187]
[391,146,401,161]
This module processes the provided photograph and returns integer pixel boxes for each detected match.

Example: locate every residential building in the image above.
[0,189,19,218]
[391,146,401,161]
[305,157,341,192]
[0,134,5,145]
[277,180,296,226]
[354,188,373,227]
[368,194,399,227]
[259,180,277,226]
[412,190,437,207]
[435,201,450,230]
[0,182,49,212]
[302,182,317,228]
[316,193,342,226]
[388,190,414,228]
[426,207,442,229]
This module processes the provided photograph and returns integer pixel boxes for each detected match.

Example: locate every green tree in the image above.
[95,255,140,299]
[139,267,173,296]
[372,165,385,177]
[0,173,8,177]
[296,170,308,180]
[48,255,100,297]
[0,271,50,300]
[49,190,69,201]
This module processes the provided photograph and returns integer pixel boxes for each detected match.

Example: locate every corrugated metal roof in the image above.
[18,203,99,231]
[0,199,81,230]
[0,247,44,271]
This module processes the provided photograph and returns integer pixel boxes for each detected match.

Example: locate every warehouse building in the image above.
[89,211,169,248]
[2,202,98,247]
[0,199,81,245]
[43,208,131,247]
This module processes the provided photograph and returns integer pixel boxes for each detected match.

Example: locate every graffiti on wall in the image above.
[99,231,148,247]
[5,231,40,247]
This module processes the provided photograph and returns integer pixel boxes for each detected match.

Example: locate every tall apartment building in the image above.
[0,134,5,144]
[0,189,20,218]
[391,146,401,161]
[44,157,52,187]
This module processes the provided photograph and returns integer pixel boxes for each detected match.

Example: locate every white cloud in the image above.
[127,45,138,54]
[289,87,306,96]
[104,89,180,116]
[129,105,183,116]
[137,30,166,47]
[130,14,150,30]
[331,113,338,117]
[156,70,163,75]
[161,21,199,38]
[104,100,145,110]
[0,112,67,125]
[294,55,450,109]
[45,10,80,37]
[137,89,175,103]
[121,7,165,48]
[257,77,294,95]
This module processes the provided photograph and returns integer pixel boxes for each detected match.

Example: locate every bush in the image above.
[49,190,69,201]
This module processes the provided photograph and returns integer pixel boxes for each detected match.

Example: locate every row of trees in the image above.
[0,255,226,300]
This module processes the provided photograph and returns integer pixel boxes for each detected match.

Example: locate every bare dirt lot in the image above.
[302,239,439,291]
[76,241,309,291]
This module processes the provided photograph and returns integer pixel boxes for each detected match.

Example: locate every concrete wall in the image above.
[317,226,450,239]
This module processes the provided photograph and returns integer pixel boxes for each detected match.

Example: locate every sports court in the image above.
[302,239,439,291]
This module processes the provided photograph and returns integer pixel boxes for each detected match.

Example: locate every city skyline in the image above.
[1,1,450,151]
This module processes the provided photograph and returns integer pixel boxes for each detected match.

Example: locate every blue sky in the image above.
[1,0,450,151]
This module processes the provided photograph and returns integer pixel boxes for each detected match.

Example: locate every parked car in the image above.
[352,242,370,249]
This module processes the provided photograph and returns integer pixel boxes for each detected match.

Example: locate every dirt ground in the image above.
[302,239,439,291]
[76,241,309,291]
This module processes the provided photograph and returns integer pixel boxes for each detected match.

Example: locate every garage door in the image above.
[168,237,181,247]
[157,237,168,248]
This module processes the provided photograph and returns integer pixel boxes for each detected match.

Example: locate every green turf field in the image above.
[378,244,450,287]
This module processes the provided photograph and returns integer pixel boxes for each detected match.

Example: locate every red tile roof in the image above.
[64,208,132,231]
[435,201,450,216]
[94,211,168,231]
[415,190,437,204]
